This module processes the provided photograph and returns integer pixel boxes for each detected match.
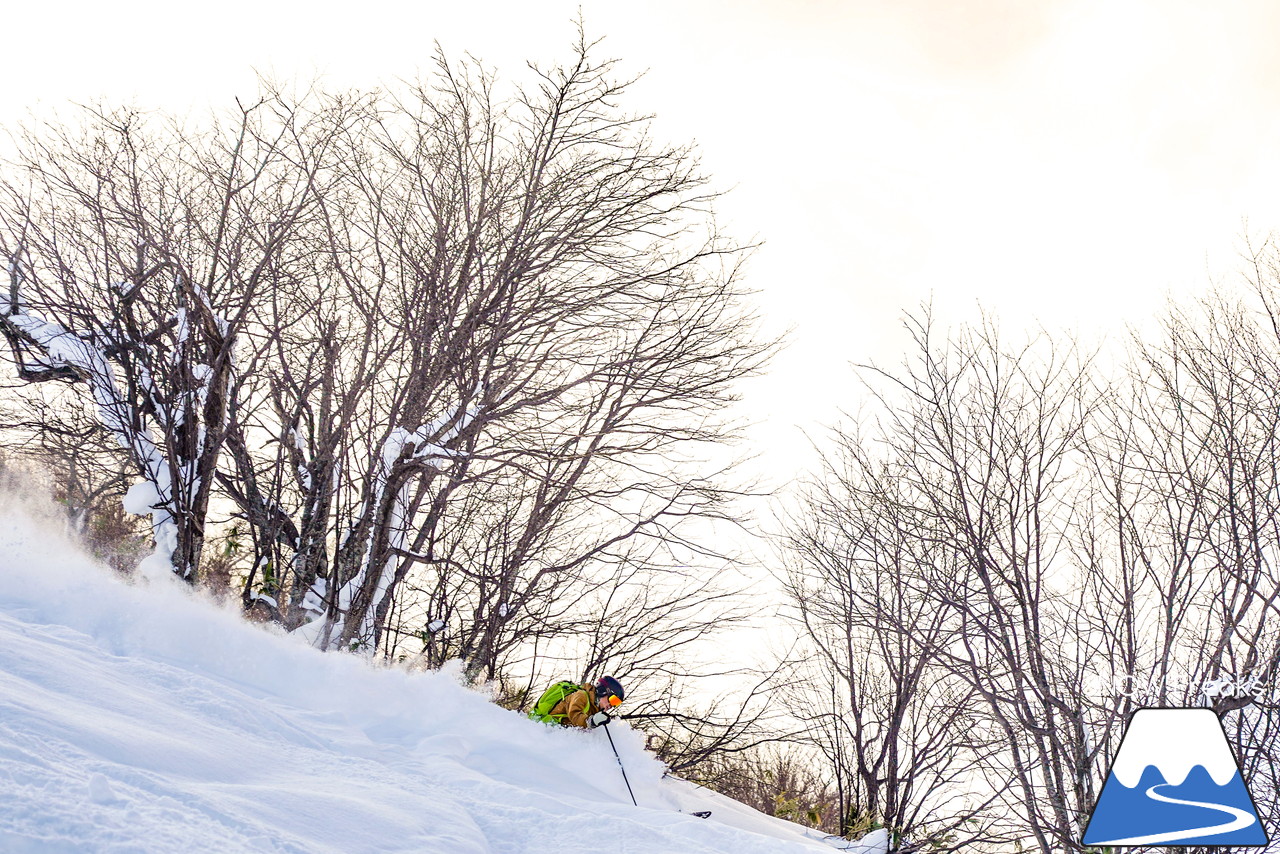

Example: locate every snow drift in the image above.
[0,496,885,853]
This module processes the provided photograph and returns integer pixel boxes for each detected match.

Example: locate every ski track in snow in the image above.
[0,504,883,853]
[1088,782,1258,847]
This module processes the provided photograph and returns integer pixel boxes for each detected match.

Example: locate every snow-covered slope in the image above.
[0,500,885,854]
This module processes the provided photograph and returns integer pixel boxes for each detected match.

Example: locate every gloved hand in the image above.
[588,711,611,728]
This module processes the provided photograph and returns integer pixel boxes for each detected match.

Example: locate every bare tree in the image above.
[780,308,1111,852]
[1085,257,1280,845]
[0,94,342,579]
[785,282,1280,851]
[781,419,1009,851]
[216,35,771,657]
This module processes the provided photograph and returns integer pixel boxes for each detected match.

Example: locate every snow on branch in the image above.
[0,263,180,578]
[323,395,482,650]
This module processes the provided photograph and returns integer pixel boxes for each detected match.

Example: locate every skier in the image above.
[529,675,625,728]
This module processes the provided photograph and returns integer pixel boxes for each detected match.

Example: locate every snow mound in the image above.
[0,499,884,853]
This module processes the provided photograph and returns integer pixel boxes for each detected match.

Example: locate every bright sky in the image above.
[6,0,1280,482]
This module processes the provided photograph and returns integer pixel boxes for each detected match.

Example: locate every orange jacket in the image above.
[550,685,602,728]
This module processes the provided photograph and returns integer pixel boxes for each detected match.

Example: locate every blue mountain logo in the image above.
[1083,708,1268,847]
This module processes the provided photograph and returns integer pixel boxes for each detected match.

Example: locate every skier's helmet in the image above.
[596,675,625,707]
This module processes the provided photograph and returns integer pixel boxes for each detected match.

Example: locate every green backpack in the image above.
[529,680,586,724]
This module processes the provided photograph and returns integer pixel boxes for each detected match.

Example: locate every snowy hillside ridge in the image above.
[0,498,886,854]
[1110,709,1241,787]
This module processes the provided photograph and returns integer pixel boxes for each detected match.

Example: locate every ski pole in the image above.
[603,721,638,806]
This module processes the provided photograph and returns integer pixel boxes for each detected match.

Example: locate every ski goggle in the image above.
[602,693,622,708]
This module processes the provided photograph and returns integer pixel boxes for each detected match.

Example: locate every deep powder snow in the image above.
[0,497,885,854]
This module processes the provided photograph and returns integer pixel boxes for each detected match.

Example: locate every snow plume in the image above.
[0,495,882,853]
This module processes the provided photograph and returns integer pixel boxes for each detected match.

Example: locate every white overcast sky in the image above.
[6,0,1280,482]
